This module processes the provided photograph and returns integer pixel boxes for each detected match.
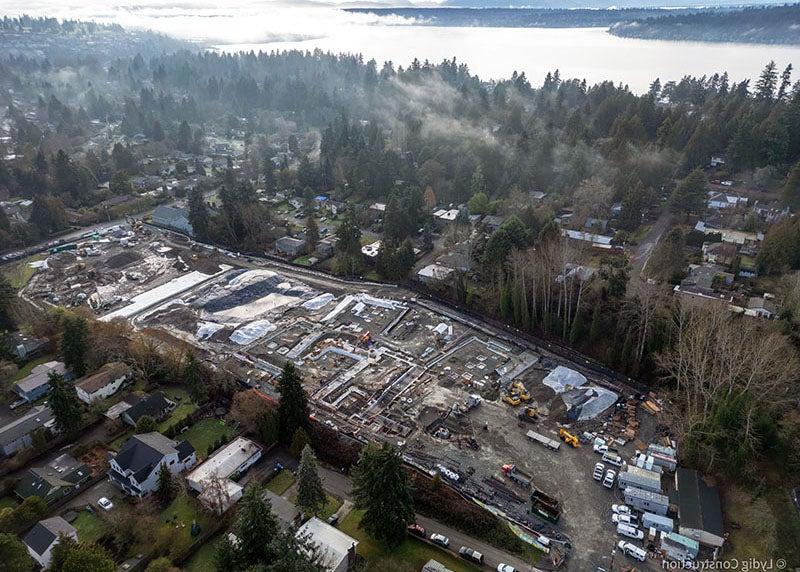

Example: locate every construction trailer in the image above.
[618,466,663,494]
[526,430,561,451]
[642,512,674,534]
[647,444,678,472]
[661,532,700,562]
[624,486,670,516]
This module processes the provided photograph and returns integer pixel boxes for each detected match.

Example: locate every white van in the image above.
[617,523,644,540]
[612,513,638,526]
[602,451,624,467]
[617,540,647,562]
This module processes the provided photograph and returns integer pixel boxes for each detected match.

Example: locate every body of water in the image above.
[219,25,800,93]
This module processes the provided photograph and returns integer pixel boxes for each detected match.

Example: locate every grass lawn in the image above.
[291,494,342,520]
[109,430,134,451]
[185,532,225,572]
[3,254,44,290]
[160,493,211,546]
[0,496,19,510]
[292,255,314,267]
[339,510,479,572]
[72,510,104,542]
[181,418,230,460]
[364,271,381,281]
[158,387,198,432]
[265,469,295,495]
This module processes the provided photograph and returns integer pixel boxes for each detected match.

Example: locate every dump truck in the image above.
[531,488,561,523]
[501,463,533,488]
[526,430,561,451]
[558,428,580,448]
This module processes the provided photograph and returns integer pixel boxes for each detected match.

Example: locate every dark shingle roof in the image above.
[112,433,194,484]
[15,453,90,500]
[23,516,76,556]
[75,362,131,393]
[676,468,724,537]
[124,392,173,424]
[0,406,55,447]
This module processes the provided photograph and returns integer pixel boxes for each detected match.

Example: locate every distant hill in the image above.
[347,7,707,28]
[443,0,789,7]
[609,4,800,45]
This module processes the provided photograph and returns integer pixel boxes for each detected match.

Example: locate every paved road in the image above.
[629,209,673,281]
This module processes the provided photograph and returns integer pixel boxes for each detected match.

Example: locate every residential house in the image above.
[186,437,262,513]
[584,217,609,233]
[315,236,337,259]
[151,205,194,236]
[745,295,778,319]
[433,208,459,223]
[14,453,91,504]
[275,236,306,257]
[709,155,726,168]
[108,432,196,497]
[417,264,454,284]
[23,516,78,568]
[530,191,547,201]
[702,242,737,267]
[0,406,56,456]
[13,361,67,403]
[74,362,132,404]
[121,392,175,427]
[6,333,48,361]
[422,561,454,572]
[707,192,747,210]
[104,393,142,421]
[674,264,735,304]
[561,229,615,249]
[674,468,725,548]
[296,517,358,572]
[481,215,504,232]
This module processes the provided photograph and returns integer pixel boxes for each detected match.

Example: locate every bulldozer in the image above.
[558,428,580,448]
[518,405,539,423]
[503,381,531,406]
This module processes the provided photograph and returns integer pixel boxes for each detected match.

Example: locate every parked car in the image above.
[458,546,485,565]
[602,451,624,467]
[97,497,114,511]
[792,487,800,516]
[612,504,632,515]
[617,540,647,562]
[327,514,339,527]
[407,523,426,538]
[617,523,644,540]
[9,398,26,410]
[592,462,605,481]
[497,565,517,572]
[603,469,616,488]
[430,533,450,547]
[592,438,608,454]
[612,513,638,526]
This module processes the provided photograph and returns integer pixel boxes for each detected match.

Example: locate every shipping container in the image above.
[618,466,662,494]
[642,512,674,533]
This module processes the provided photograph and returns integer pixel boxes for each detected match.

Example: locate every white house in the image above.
[23,516,78,568]
[108,432,196,497]
[74,362,131,404]
[297,517,358,572]
[417,263,454,284]
[186,437,262,513]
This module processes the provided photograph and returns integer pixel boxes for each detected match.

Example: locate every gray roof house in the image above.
[15,453,92,504]
[108,432,196,497]
[675,468,725,547]
[0,406,56,456]
[13,361,68,403]
[23,516,78,568]
[121,391,176,427]
[275,236,306,257]
[151,205,194,236]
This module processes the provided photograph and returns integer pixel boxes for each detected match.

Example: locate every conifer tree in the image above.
[296,444,327,516]
[277,362,309,444]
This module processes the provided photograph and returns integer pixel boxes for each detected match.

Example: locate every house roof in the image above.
[112,432,194,482]
[297,517,358,572]
[23,516,76,556]
[14,361,66,393]
[124,392,173,424]
[76,362,131,394]
[0,406,55,447]
[676,468,724,538]
[15,453,90,499]
[187,437,261,486]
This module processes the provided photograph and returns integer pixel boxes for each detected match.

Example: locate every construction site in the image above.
[20,222,670,571]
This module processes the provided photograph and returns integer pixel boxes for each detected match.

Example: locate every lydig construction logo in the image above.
[661,558,788,571]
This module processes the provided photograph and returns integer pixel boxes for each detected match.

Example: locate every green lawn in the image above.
[72,510,104,542]
[339,510,479,572]
[291,494,342,520]
[181,419,230,460]
[265,469,295,495]
[158,387,199,432]
[0,496,19,510]
[185,532,225,572]
[4,254,45,290]
[292,255,314,267]
[160,493,211,544]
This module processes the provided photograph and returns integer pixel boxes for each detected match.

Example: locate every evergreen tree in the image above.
[351,442,414,548]
[136,415,157,433]
[50,534,78,572]
[470,164,486,197]
[61,314,88,377]
[49,373,83,434]
[333,212,362,276]
[0,274,15,330]
[0,533,32,572]
[755,61,778,100]
[783,160,800,211]
[233,484,280,566]
[155,462,174,506]
[187,188,211,241]
[669,168,706,214]
[305,215,319,255]
[296,444,327,516]
[61,542,115,572]
[276,362,309,443]
[183,352,208,403]
[290,426,310,458]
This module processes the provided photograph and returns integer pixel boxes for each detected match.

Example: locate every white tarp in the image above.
[302,293,335,311]
[196,321,224,340]
[543,365,587,394]
[574,386,619,421]
[101,270,213,321]
[229,319,277,345]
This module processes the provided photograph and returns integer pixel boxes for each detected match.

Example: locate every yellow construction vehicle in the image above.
[503,394,521,406]
[518,406,539,423]
[509,381,531,402]
[558,428,580,448]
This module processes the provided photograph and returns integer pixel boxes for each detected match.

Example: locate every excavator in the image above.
[518,405,539,423]
[502,381,531,406]
[558,428,580,448]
